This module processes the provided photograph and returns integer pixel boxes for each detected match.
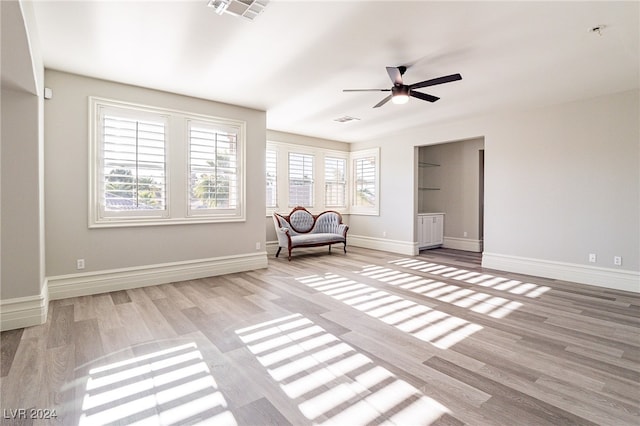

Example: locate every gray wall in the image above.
[351,89,640,273]
[1,88,44,300]
[1,0,46,301]
[44,70,267,276]
[485,91,639,269]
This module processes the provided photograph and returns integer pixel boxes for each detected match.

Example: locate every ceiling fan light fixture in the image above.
[392,94,409,104]
[391,86,410,104]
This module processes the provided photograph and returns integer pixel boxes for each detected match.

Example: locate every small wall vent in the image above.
[333,116,361,123]
[207,0,269,21]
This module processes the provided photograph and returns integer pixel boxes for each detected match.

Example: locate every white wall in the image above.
[44,70,267,277]
[351,90,639,291]
[267,129,350,152]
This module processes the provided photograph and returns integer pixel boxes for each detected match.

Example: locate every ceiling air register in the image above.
[207,0,269,20]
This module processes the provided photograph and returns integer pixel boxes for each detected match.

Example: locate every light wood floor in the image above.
[1,247,639,425]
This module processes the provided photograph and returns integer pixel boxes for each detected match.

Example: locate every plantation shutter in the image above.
[101,114,166,213]
[266,149,277,208]
[188,123,238,212]
[353,156,376,207]
[288,153,314,207]
[324,157,346,208]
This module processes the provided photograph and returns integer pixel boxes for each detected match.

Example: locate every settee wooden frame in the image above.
[272,206,349,261]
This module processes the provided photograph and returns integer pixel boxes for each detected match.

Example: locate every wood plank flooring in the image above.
[1,247,639,425]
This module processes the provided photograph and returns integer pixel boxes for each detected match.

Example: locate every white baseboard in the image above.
[0,284,49,332]
[349,235,418,256]
[443,237,483,252]
[47,252,268,300]
[482,252,640,293]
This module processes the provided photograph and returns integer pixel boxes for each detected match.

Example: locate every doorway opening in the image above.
[416,137,485,254]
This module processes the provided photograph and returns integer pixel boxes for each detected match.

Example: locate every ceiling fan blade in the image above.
[410,91,440,103]
[386,67,404,85]
[373,94,393,108]
[343,89,391,92]
[409,73,462,90]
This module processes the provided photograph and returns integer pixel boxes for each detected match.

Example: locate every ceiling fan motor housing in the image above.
[392,85,410,96]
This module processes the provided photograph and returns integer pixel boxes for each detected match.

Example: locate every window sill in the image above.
[89,216,246,228]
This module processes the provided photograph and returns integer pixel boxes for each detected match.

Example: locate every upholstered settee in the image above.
[272,207,348,261]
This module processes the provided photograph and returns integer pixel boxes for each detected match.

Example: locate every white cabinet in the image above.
[418,213,444,249]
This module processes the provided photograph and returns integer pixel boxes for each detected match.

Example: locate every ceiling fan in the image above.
[343,66,462,108]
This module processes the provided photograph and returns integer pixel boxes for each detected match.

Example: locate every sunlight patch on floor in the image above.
[388,259,551,298]
[359,264,527,319]
[235,314,450,425]
[298,274,483,349]
[79,342,236,426]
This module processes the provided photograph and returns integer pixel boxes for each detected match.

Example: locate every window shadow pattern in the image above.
[79,342,237,425]
[388,258,550,299]
[296,274,483,350]
[355,263,542,319]
[235,313,450,425]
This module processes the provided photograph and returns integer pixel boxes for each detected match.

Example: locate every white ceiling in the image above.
[30,0,639,143]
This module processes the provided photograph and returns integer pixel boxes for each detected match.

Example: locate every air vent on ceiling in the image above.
[333,116,361,123]
[207,0,269,21]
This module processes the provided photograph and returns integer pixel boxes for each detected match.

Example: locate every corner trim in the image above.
[0,283,49,331]
[482,252,640,293]
[349,235,418,256]
[47,252,268,300]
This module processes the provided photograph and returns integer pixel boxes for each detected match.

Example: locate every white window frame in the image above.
[89,97,246,227]
[265,148,278,214]
[89,99,171,226]
[350,147,380,216]
[324,155,347,209]
[266,141,349,216]
[288,152,315,208]
[186,118,244,220]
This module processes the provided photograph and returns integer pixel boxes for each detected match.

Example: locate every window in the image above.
[90,97,245,227]
[265,141,351,215]
[351,148,380,215]
[324,157,346,208]
[353,157,376,206]
[95,105,169,221]
[288,152,314,207]
[188,121,240,217]
[265,149,277,209]
[102,116,166,214]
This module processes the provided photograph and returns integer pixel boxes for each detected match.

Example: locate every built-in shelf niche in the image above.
[418,161,440,191]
